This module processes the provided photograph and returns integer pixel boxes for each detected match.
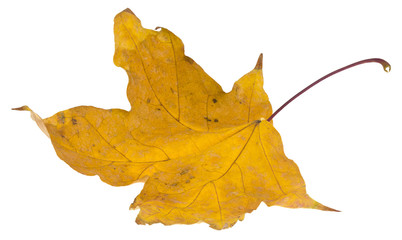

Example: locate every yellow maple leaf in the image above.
[14,9,390,229]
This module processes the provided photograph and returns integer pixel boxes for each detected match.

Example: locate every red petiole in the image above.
[267,58,391,122]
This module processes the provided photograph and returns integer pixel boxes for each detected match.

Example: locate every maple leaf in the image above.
[14,9,390,229]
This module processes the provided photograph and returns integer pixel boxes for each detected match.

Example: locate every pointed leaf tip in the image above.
[255,53,263,70]
[315,203,340,212]
[13,105,49,137]
[122,8,134,15]
[12,105,31,111]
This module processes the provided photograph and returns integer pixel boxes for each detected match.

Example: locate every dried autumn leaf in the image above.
[15,9,337,229]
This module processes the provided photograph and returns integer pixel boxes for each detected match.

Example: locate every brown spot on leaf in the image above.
[204,117,212,122]
[58,112,65,124]
[214,119,218,122]
[212,98,217,103]
[71,118,77,125]
[180,169,189,175]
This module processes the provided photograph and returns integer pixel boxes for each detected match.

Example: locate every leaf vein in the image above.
[167,31,181,121]
[247,79,256,123]
[235,163,246,193]
[212,182,223,227]
[212,123,258,183]
[258,124,286,195]
[81,116,133,162]
[122,24,192,130]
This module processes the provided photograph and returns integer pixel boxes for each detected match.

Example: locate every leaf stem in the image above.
[267,58,391,122]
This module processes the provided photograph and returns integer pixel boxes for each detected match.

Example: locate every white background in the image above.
[1,0,401,239]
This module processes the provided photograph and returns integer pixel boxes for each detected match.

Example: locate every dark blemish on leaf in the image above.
[204,117,212,122]
[212,98,217,103]
[189,175,195,179]
[171,182,178,187]
[156,108,161,111]
[71,118,77,125]
[214,119,218,122]
[180,169,189,175]
[113,167,116,170]
[92,144,96,147]
[61,134,65,139]
[58,112,65,124]
[185,180,190,183]
[170,87,175,94]
[146,98,151,103]
[239,101,243,104]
